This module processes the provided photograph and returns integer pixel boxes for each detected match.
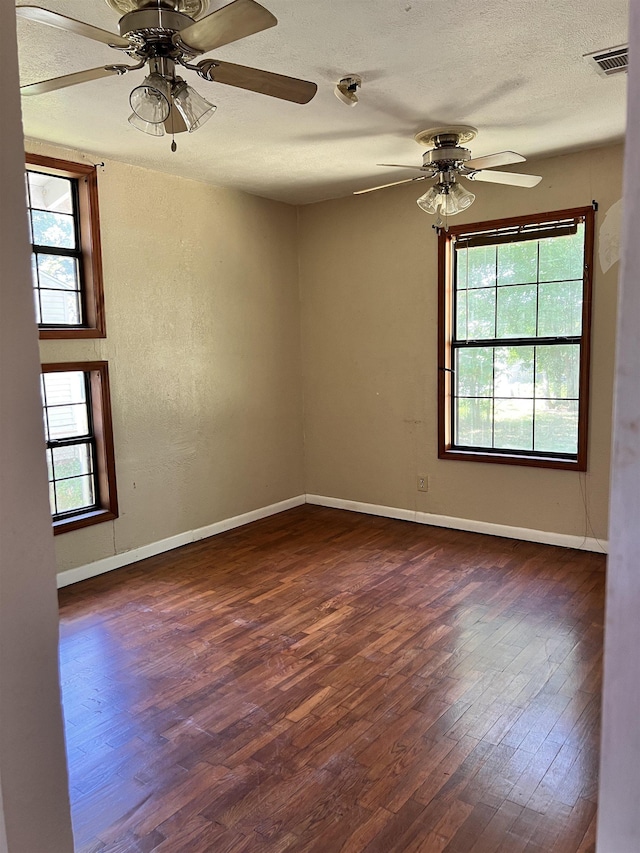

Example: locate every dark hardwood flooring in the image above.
[58,505,606,853]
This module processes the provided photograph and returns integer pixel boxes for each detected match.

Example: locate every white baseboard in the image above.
[306,494,608,554]
[56,490,607,588]
[56,495,306,589]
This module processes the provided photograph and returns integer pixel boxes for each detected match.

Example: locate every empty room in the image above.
[1,1,639,852]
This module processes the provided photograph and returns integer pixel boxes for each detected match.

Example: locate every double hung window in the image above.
[26,154,105,338]
[41,363,118,534]
[438,207,595,470]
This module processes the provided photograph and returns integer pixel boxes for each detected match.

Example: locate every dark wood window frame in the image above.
[438,206,595,471]
[26,153,106,339]
[41,361,118,535]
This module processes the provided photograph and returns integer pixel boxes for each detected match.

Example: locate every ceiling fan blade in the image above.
[377,163,431,171]
[21,66,120,96]
[354,176,430,195]
[204,60,316,103]
[465,151,526,170]
[164,104,188,135]
[16,5,129,48]
[468,170,542,188]
[177,0,277,54]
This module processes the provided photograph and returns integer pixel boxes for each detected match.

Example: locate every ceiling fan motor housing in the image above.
[119,8,193,39]
[423,146,472,168]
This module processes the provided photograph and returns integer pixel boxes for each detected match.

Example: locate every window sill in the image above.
[53,508,117,536]
[439,447,585,471]
[39,327,106,340]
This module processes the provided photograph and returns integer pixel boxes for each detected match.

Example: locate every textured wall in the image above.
[299,144,623,541]
[30,142,304,573]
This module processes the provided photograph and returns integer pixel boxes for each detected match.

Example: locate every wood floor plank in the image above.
[58,506,605,852]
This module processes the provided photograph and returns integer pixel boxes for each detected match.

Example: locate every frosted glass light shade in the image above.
[173,82,216,132]
[130,73,171,124]
[449,182,475,211]
[417,181,476,215]
[128,112,165,136]
[416,185,440,214]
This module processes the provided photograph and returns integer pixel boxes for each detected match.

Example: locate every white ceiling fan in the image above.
[355,126,542,223]
[16,0,317,145]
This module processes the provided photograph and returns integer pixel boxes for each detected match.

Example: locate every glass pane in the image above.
[455,398,492,447]
[456,348,493,397]
[42,371,86,406]
[535,345,580,400]
[55,475,95,515]
[497,240,538,286]
[494,399,534,450]
[46,404,89,441]
[496,284,537,338]
[494,346,534,398]
[36,254,79,291]
[27,172,73,214]
[466,288,496,339]
[46,448,54,482]
[538,280,583,337]
[466,245,497,289]
[539,225,584,282]
[456,291,468,339]
[455,247,468,290]
[51,444,93,480]
[39,289,82,326]
[534,400,579,454]
[48,482,57,516]
[30,210,75,250]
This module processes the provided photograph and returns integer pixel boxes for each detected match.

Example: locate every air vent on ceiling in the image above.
[584,44,629,77]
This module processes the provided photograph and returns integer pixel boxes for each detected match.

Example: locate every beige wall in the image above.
[299,144,623,541]
[29,141,304,573]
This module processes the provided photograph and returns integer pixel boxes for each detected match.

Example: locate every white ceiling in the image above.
[16,0,629,205]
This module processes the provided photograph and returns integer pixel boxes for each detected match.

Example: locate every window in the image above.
[26,154,105,338]
[438,206,595,470]
[41,362,118,534]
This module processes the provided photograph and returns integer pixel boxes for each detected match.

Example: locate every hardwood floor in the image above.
[59,505,606,853]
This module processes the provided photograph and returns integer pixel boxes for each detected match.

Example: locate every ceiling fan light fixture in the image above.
[172,81,217,132]
[129,73,171,124]
[128,111,165,136]
[416,181,475,216]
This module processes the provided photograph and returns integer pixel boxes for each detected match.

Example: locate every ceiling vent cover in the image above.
[584,44,629,77]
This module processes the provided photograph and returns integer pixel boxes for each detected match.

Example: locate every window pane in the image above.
[455,247,468,290]
[539,226,584,282]
[46,404,89,441]
[466,245,497,289]
[535,344,580,400]
[538,280,583,337]
[456,291,468,338]
[456,348,493,397]
[534,400,579,454]
[55,475,95,515]
[42,371,86,405]
[51,444,93,480]
[497,240,538,286]
[494,346,534,398]
[27,172,73,214]
[494,399,534,450]
[30,210,76,250]
[49,482,57,516]
[496,284,537,338]
[466,288,496,339]
[455,398,492,447]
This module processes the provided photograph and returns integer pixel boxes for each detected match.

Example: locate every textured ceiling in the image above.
[16,0,629,204]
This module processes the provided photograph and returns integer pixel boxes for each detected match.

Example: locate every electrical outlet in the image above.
[417,475,429,492]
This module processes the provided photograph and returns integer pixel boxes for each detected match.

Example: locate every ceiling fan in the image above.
[355,126,542,224]
[16,0,317,145]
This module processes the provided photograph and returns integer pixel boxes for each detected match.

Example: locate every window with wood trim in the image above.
[26,154,105,339]
[438,206,595,470]
[41,362,118,534]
